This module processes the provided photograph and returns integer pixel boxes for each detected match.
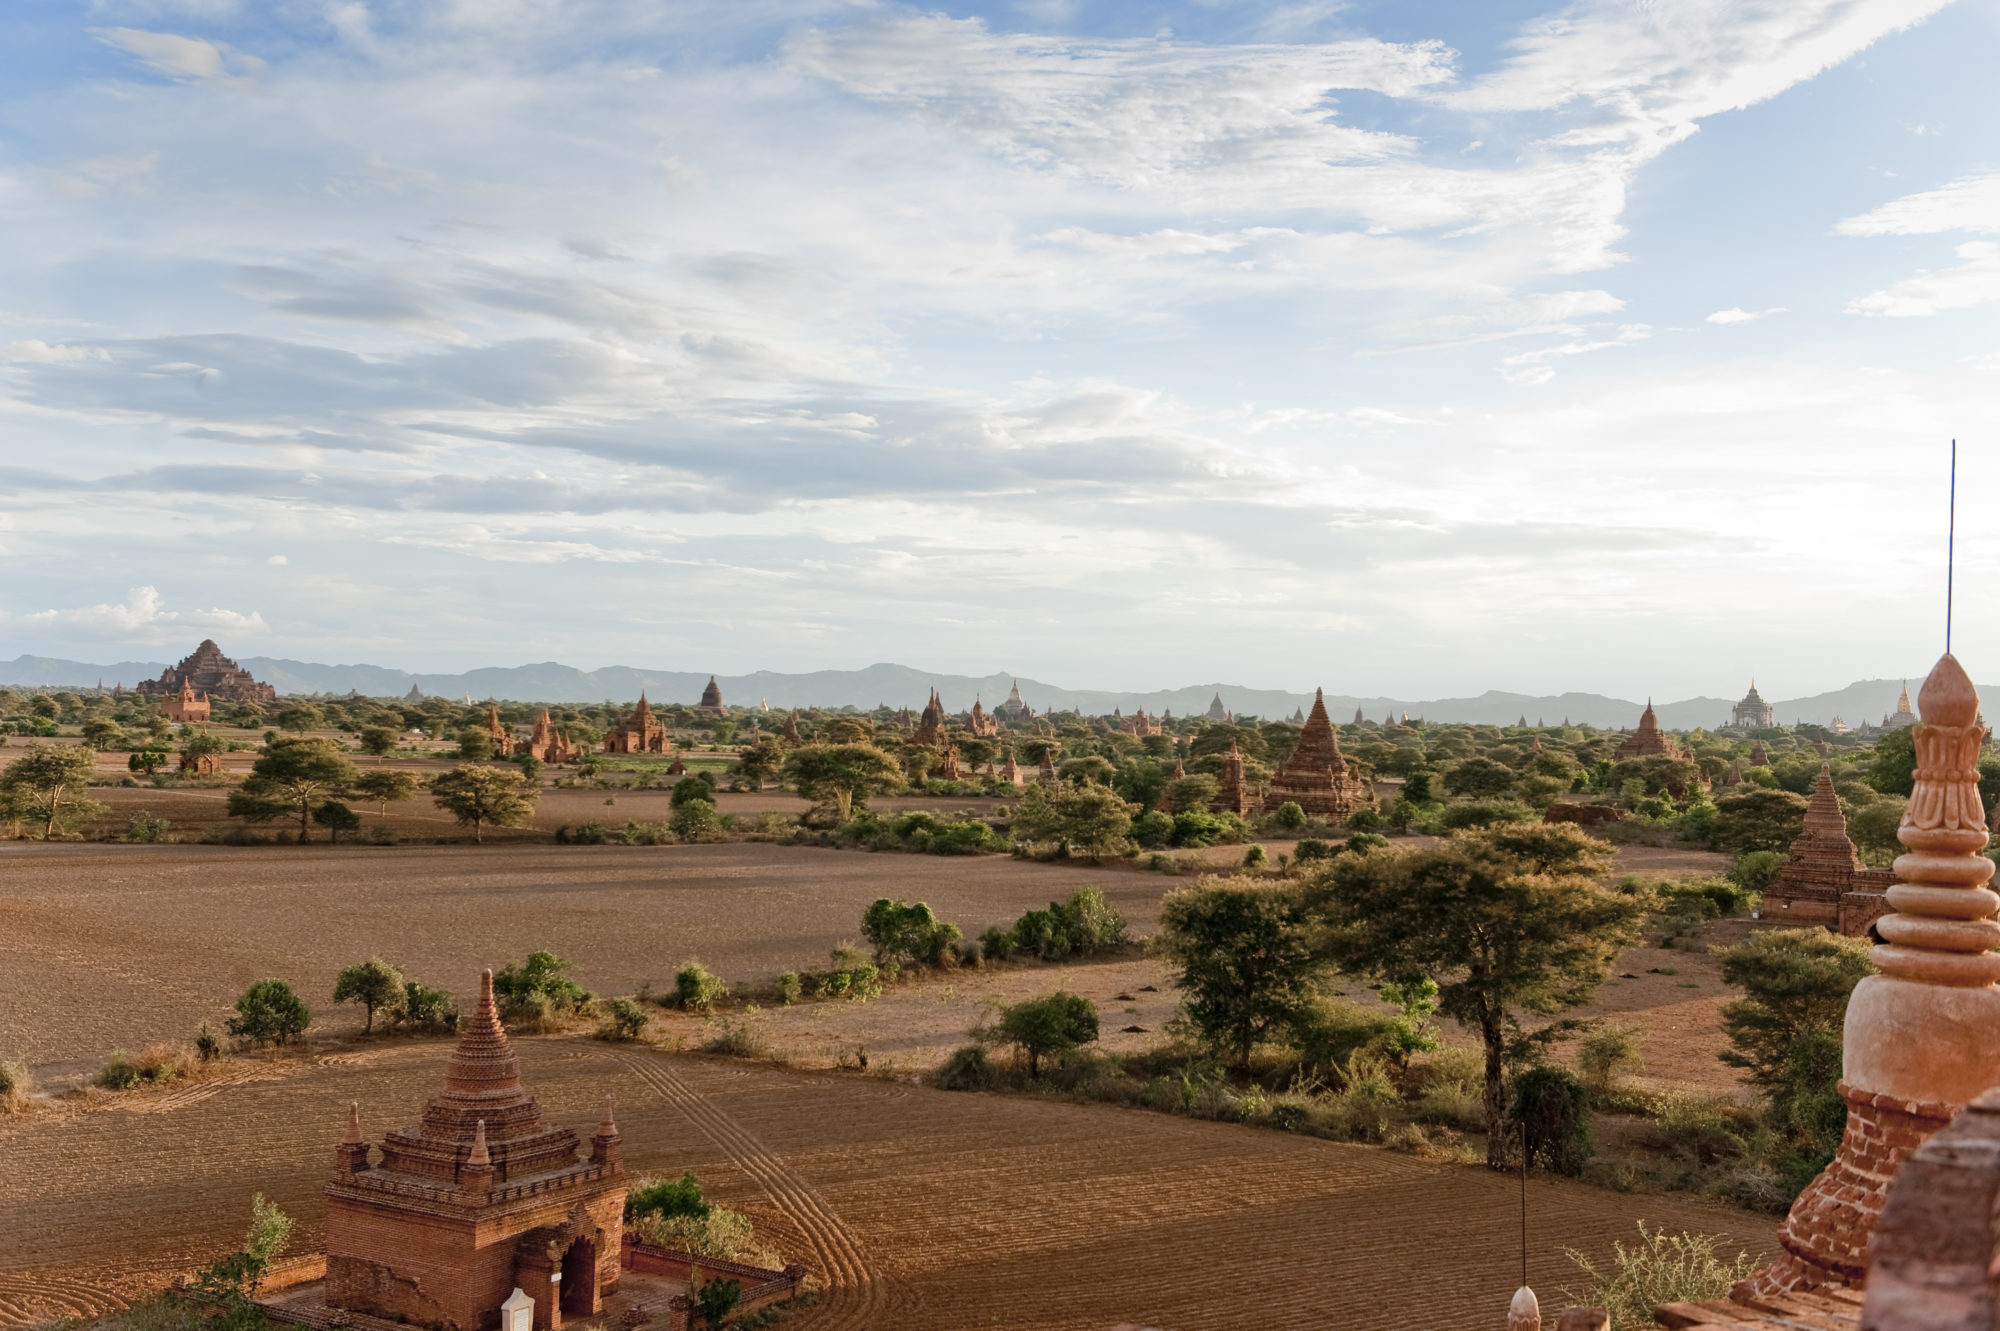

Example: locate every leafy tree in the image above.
[670,771,718,808]
[494,951,591,1018]
[861,899,963,968]
[1311,823,1644,1167]
[1711,788,1809,855]
[1269,800,1308,832]
[1161,774,1219,814]
[733,736,786,790]
[1607,755,1704,799]
[1155,878,1326,1066]
[128,747,170,776]
[333,958,405,1033]
[990,991,1099,1075]
[455,729,495,762]
[1868,727,1917,797]
[784,743,901,821]
[1845,796,1905,862]
[1,743,106,839]
[1400,770,1438,802]
[1190,724,1266,760]
[273,701,325,735]
[1057,754,1116,787]
[358,726,397,757]
[512,752,543,782]
[81,718,125,751]
[313,800,361,842]
[1768,753,1826,796]
[180,731,227,771]
[429,764,537,842]
[670,799,721,841]
[1509,1066,1592,1176]
[1443,756,1515,798]
[228,979,310,1045]
[351,769,418,817]
[1008,783,1136,861]
[1716,929,1875,1124]
[231,738,359,842]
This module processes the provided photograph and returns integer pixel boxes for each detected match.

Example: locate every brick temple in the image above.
[325,971,627,1330]
[159,679,212,724]
[1263,688,1371,818]
[603,695,670,754]
[1761,764,1895,935]
[1612,700,1680,760]
[136,639,276,705]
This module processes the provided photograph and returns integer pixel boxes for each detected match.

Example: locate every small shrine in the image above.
[324,971,627,1330]
[160,679,213,724]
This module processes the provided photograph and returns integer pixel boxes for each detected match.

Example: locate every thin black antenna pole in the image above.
[1948,440,1958,654]
[1520,1118,1529,1289]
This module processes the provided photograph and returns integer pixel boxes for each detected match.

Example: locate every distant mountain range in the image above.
[0,651,1959,730]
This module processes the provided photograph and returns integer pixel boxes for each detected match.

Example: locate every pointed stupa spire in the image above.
[467,1119,490,1167]
[343,1100,363,1145]
[598,1094,617,1138]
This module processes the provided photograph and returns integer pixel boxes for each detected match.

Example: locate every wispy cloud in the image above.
[1707,307,1785,324]
[1848,241,2000,317]
[16,586,268,639]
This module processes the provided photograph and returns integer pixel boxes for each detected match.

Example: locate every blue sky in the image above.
[2,0,1997,698]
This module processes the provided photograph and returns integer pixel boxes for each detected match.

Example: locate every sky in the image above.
[2,0,1997,699]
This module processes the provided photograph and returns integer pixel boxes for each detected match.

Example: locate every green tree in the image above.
[429,765,537,842]
[1868,727,1917,797]
[0,742,106,839]
[1311,823,1644,1167]
[1057,754,1117,787]
[358,726,397,757]
[455,728,495,761]
[1155,877,1325,1066]
[990,992,1099,1075]
[228,979,310,1045]
[670,771,718,807]
[1711,788,1810,854]
[274,701,326,735]
[1607,755,1704,799]
[81,718,125,751]
[333,958,406,1034]
[1008,783,1136,861]
[494,951,591,1017]
[1161,773,1219,814]
[188,1194,294,1306]
[861,899,963,968]
[1716,929,1875,1122]
[351,768,418,817]
[1845,796,1906,862]
[231,738,359,842]
[1443,756,1515,798]
[313,799,361,843]
[512,752,543,783]
[180,731,227,772]
[128,746,170,776]
[784,743,902,821]
[734,735,786,790]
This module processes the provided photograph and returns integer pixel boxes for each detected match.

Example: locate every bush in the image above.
[675,960,727,1011]
[1243,844,1267,867]
[936,1044,1000,1091]
[1509,1066,1592,1176]
[693,1275,742,1327]
[1563,1222,1759,1331]
[1171,810,1228,847]
[1730,850,1784,897]
[1270,800,1308,832]
[700,1017,768,1058]
[0,1059,30,1113]
[1412,1049,1486,1132]
[774,972,802,1006]
[1053,886,1127,953]
[96,1043,196,1090]
[1438,798,1537,830]
[228,979,310,1045]
[558,821,607,845]
[627,1170,710,1222]
[861,899,964,969]
[188,1194,294,1307]
[990,992,1099,1075]
[1316,1054,1400,1142]
[1293,838,1332,861]
[1132,809,1175,849]
[978,923,1016,961]
[670,799,721,842]
[494,951,592,1023]
[1012,908,1069,961]
[1345,808,1386,832]
[125,810,172,843]
[393,981,458,1033]
[1578,1023,1646,1091]
[597,997,650,1042]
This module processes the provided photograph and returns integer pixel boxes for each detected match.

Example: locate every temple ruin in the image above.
[697,677,724,712]
[1612,700,1679,760]
[1760,764,1895,935]
[137,639,276,705]
[525,710,576,764]
[603,695,670,755]
[1209,743,1255,817]
[1263,688,1371,819]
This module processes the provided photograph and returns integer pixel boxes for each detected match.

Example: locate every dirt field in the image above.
[0,1036,1774,1331]
[0,841,1155,1070]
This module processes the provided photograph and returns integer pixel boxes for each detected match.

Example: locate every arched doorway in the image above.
[559,1238,597,1316]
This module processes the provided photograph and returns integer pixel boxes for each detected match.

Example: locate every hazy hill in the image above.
[0,653,1961,729]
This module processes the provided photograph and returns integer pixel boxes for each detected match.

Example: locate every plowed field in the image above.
[0,1038,1773,1331]
[0,842,1151,1067]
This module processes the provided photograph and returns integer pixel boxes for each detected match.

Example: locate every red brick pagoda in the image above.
[325,971,627,1331]
[1263,688,1372,819]
[137,639,275,704]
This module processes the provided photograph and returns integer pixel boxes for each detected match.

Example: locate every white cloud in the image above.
[92,27,265,86]
[1838,171,2000,236]
[18,586,268,639]
[1706,306,1785,324]
[1497,324,1650,385]
[5,340,110,362]
[1848,241,2000,317]
[266,554,287,566]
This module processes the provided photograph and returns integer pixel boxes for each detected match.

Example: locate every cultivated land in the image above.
[0,1037,1774,1331]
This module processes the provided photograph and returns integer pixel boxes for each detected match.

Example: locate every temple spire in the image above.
[344,1101,363,1145]
[468,1119,490,1168]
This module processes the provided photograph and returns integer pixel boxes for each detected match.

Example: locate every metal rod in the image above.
[1520,1117,1529,1289]
[1948,439,1958,654]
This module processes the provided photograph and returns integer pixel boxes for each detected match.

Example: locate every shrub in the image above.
[1053,886,1127,953]
[807,946,882,1001]
[195,1024,223,1060]
[1243,844,1268,867]
[597,997,650,1042]
[1648,1092,1751,1166]
[861,899,964,969]
[627,1170,710,1222]
[97,1051,143,1090]
[774,972,803,1006]
[1345,808,1386,832]
[188,1194,294,1307]
[1316,1054,1400,1142]
[936,1044,999,1091]
[333,958,405,1034]
[1438,798,1537,830]
[954,937,983,968]
[990,992,1099,1076]
[228,979,310,1045]
[1730,850,1784,897]
[1269,800,1308,832]
[692,1274,742,1327]
[1578,1023,1646,1091]
[1509,1066,1592,1176]
[494,951,592,1022]
[1563,1222,1759,1331]
[670,799,721,842]
[559,821,607,845]
[125,810,172,843]
[1170,810,1228,848]
[1413,1049,1487,1132]
[394,981,458,1033]
[674,960,728,1011]
[0,1059,29,1113]
[1132,809,1175,849]
[1717,929,1874,1126]
[978,923,1016,961]
[1294,838,1332,862]
[1012,908,1069,961]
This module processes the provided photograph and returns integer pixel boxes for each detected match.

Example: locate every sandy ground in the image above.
[0,841,1160,1070]
[0,1036,1774,1331]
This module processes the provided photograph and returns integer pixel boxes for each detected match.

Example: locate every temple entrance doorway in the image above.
[559,1238,596,1316]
